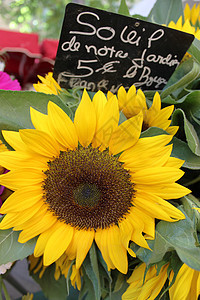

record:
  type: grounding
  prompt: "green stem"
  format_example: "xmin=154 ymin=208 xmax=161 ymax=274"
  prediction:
xmin=2 ymin=281 xmax=11 ymax=300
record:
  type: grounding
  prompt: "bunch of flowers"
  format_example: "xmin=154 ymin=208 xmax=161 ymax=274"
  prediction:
xmin=0 ymin=0 xmax=199 ymax=299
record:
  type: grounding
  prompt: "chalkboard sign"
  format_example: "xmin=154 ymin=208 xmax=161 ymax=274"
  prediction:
xmin=53 ymin=3 xmax=194 ymax=93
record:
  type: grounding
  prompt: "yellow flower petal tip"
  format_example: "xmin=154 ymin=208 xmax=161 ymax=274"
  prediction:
xmin=33 ymin=72 xmax=61 ymax=95
xmin=117 ymin=86 xmax=176 ymax=135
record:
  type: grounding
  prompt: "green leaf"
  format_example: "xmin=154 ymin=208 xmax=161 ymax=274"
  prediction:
xmin=31 ymin=264 xmax=68 ymax=300
xmin=135 ymin=208 xmax=200 ymax=270
xmin=104 ymin=280 xmax=128 ymax=300
xmin=179 ymin=90 xmax=200 ymax=121
xmin=188 ymin=38 xmax=200 ymax=64
xmin=172 ymin=109 xmax=200 ymax=155
xmin=161 ymin=59 xmax=200 ymax=99
xmin=79 ymin=267 xmax=96 ymax=300
xmin=82 ymin=243 xmax=101 ymax=300
xmin=148 ymin=0 xmax=183 ymax=24
xmin=118 ymin=0 xmax=130 ymax=16
xmin=0 ymin=90 xmax=72 ymax=148
xmin=0 ymin=229 xmax=36 ymax=265
xmin=140 ymin=126 xmax=168 ymax=138
xmin=171 ymin=137 xmax=200 ymax=169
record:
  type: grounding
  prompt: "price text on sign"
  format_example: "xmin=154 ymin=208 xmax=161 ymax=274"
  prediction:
xmin=53 ymin=3 xmax=194 ymax=93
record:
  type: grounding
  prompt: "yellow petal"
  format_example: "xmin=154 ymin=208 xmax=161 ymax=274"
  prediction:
xmin=30 ymin=107 xmax=49 ymax=133
xmin=92 ymin=95 xmax=119 ymax=149
xmin=107 ymin=225 xmax=128 ymax=274
xmin=0 ymin=203 xmax=44 ymax=229
xmin=18 ymin=211 xmax=57 ymax=243
xmin=0 ymin=186 xmax=43 ymax=213
xmin=95 ymin=228 xmax=115 ymax=270
xmin=43 ymin=222 xmax=74 ymax=265
xmin=74 ymin=90 xmax=96 ymax=147
xmin=48 ymin=101 xmax=78 ymax=150
xmin=0 ymin=168 xmax=44 ymax=190
xmin=109 ymin=111 xmax=143 ymax=155
xmin=131 ymin=167 xmax=184 ymax=185
xmin=19 ymin=129 xmax=59 ymax=157
xmin=93 ymin=90 xmax=107 ymax=121
xmin=75 ymin=229 xmax=94 ymax=269
xmin=136 ymin=182 xmax=191 ymax=199
xmin=66 ymin=229 xmax=94 ymax=269
xmin=34 ymin=224 xmax=58 ymax=257
xmin=2 ymin=131 xmax=26 ymax=151
xmin=0 ymin=151 xmax=47 ymax=170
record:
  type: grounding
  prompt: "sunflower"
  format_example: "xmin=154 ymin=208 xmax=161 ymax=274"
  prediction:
xmin=167 ymin=16 xmax=200 ymax=40
xmin=0 ymin=90 xmax=190 ymax=274
xmin=109 ymin=86 xmax=178 ymax=135
xmin=184 ymin=3 xmax=200 ymax=26
xmin=122 ymin=262 xmax=200 ymax=300
xmin=33 ymin=72 xmax=61 ymax=95
xmin=122 ymin=263 xmax=169 ymax=300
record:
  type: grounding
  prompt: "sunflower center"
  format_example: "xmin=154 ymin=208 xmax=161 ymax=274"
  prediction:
xmin=73 ymin=183 xmax=101 ymax=208
xmin=43 ymin=146 xmax=134 ymax=230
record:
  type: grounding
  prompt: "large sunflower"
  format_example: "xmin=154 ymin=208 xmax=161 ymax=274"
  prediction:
xmin=109 ymin=86 xmax=178 ymax=135
xmin=0 ymin=90 xmax=190 ymax=274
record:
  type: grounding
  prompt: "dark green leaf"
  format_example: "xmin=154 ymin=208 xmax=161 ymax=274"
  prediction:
xmin=0 ymin=229 xmax=36 ymax=265
xmin=31 ymin=264 xmax=68 ymax=300
xmin=148 ymin=0 xmax=183 ymax=24
xmin=79 ymin=267 xmax=96 ymax=300
xmin=171 ymin=137 xmax=200 ymax=169
xmin=172 ymin=109 xmax=200 ymax=155
xmin=82 ymin=244 xmax=101 ymax=300
xmin=140 ymin=126 xmax=169 ymax=138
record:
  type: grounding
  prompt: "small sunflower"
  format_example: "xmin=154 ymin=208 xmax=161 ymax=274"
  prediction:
xmin=33 ymin=72 xmax=61 ymax=95
xmin=110 ymin=86 xmax=178 ymax=135
xmin=168 ymin=16 xmax=200 ymax=40
xmin=122 ymin=263 xmax=168 ymax=300
xmin=184 ymin=3 xmax=200 ymax=26
xmin=122 ymin=262 xmax=200 ymax=300
xmin=0 ymin=90 xmax=190 ymax=274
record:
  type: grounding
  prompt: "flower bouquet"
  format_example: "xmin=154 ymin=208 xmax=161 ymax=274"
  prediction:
xmin=0 ymin=0 xmax=200 ymax=299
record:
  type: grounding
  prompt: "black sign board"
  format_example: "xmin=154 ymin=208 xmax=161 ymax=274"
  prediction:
xmin=53 ymin=3 xmax=194 ymax=93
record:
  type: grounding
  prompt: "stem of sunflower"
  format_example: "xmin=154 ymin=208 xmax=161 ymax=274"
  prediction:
xmin=1 ymin=280 xmax=11 ymax=300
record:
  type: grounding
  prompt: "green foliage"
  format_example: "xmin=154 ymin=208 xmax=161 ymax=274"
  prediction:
xmin=147 ymin=0 xmax=183 ymax=24
xmin=0 ymin=227 xmax=36 ymax=265
xmin=131 ymin=207 xmax=200 ymax=271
